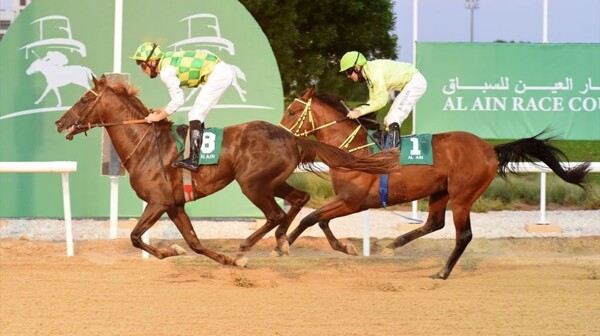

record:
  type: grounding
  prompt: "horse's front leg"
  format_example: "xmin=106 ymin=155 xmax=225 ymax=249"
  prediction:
xmin=34 ymin=86 xmax=53 ymax=105
xmin=130 ymin=203 xmax=182 ymax=259
xmin=288 ymin=197 xmax=360 ymax=255
xmin=381 ymin=191 xmax=449 ymax=255
xmin=53 ymin=87 xmax=62 ymax=107
xmin=166 ymin=206 xmax=244 ymax=266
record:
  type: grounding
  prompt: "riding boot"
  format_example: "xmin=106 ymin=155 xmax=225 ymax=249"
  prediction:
xmin=388 ymin=122 xmax=401 ymax=148
xmin=173 ymin=120 xmax=204 ymax=172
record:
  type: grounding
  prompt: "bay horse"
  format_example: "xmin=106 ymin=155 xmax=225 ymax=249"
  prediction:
xmin=54 ymin=76 xmax=397 ymax=267
xmin=279 ymin=87 xmax=590 ymax=279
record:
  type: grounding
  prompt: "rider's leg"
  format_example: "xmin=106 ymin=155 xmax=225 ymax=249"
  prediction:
xmin=173 ymin=120 xmax=204 ymax=171
xmin=173 ymin=62 xmax=235 ymax=172
xmin=388 ymin=122 xmax=400 ymax=148
xmin=384 ymin=72 xmax=427 ymax=142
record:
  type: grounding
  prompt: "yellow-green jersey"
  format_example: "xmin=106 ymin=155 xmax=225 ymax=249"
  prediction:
xmin=158 ymin=50 xmax=221 ymax=87
xmin=358 ymin=60 xmax=419 ymax=115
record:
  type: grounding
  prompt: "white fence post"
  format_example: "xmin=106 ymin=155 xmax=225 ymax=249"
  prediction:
xmin=538 ymin=172 xmax=548 ymax=224
xmin=0 ymin=161 xmax=77 ymax=256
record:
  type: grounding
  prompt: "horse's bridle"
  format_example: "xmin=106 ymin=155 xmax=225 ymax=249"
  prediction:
xmin=280 ymin=97 xmax=377 ymax=153
xmin=71 ymin=86 xmax=152 ymax=165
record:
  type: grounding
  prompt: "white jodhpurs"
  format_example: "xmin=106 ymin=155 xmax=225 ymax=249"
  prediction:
xmin=188 ymin=61 xmax=235 ymax=122
xmin=384 ymin=72 xmax=427 ymax=127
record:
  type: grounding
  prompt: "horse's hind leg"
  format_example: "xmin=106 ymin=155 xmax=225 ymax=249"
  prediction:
xmin=34 ymin=86 xmax=53 ymax=105
xmin=276 ymin=182 xmax=310 ymax=229
xmin=432 ymin=202 xmax=474 ymax=280
xmin=166 ymin=206 xmax=243 ymax=266
xmin=382 ymin=191 xmax=449 ymax=254
xmin=267 ymin=183 xmax=310 ymax=256
xmin=238 ymin=190 xmax=288 ymax=255
xmin=130 ymin=203 xmax=183 ymax=259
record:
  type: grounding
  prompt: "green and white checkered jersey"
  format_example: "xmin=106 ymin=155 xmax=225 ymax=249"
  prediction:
xmin=158 ymin=51 xmax=221 ymax=87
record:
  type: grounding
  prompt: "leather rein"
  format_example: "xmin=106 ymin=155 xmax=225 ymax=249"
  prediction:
xmin=280 ymin=97 xmax=380 ymax=153
xmin=73 ymin=87 xmax=154 ymax=165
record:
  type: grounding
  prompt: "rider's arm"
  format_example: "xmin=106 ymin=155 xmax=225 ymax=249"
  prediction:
xmin=159 ymin=66 xmax=184 ymax=114
xmin=358 ymin=65 xmax=388 ymax=115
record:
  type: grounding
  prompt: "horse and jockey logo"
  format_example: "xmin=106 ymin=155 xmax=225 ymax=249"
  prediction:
xmin=26 ymin=51 xmax=94 ymax=106
xmin=1 ymin=10 xmax=269 ymax=123
xmin=172 ymin=13 xmax=248 ymax=103
xmin=20 ymin=15 xmax=93 ymax=108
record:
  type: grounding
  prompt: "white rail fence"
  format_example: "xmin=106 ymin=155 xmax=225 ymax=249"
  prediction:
xmin=0 ymin=161 xmax=77 ymax=256
xmin=1 ymin=161 xmax=598 ymax=258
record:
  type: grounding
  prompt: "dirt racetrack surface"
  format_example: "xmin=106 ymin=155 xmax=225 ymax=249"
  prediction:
xmin=1 ymin=236 xmax=599 ymax=336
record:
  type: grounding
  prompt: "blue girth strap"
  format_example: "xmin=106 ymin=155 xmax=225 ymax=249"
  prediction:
xmin=379 ymin=173 xmax=389 ymax=207
xmin=379 ymin=133 xmax=393 ymax=207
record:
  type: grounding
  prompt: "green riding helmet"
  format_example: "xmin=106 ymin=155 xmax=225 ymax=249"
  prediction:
xmin=130 ymin=42 xmax=164 ymax=61
xmin=339 ymin=51 xmax=367 ymax=72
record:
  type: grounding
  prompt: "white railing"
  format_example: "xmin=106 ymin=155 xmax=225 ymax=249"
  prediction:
xmin=296 ymin=162 xmax=600 ymax=256
xmin=1 ymin=161 xmax=596 ymax=258
xmin=0 ymin=161 xmax=77 ymax=256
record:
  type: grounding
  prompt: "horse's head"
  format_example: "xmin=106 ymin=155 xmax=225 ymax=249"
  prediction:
xmin=55 ymin=75 xmax=107 ymax=140
xmin=280 ymin=87 xmax=356 ymax=136
xmin=26 ymin=59 xmax=42 ymax=75
xmin=280 ymin=87 xmax=317 ymax=136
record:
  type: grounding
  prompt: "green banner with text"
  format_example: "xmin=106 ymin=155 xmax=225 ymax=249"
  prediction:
xmin=416 ymin=42 xmax=600 ymax=140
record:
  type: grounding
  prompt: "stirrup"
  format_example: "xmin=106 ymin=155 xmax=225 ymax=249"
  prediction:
xmin=172 ymin=158 xmax=199 ymax=171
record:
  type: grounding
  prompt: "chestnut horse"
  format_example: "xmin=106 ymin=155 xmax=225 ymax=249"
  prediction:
xmin=279 ymin=87 xmax=590 ymax=279
xmin=54 ymin=76 xmax=397 ymax=266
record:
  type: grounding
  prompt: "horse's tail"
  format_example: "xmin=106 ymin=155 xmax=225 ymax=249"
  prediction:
xmin=494 ymin=131 xmax=590 ymax=189
xmin=293 ymin=136 xmax=398 ymax=174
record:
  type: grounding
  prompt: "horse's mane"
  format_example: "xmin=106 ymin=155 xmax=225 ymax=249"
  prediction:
xmin=311 ymin=92 xmax=349 ymax=118
xmin=106 ymin=80 xmax=174 ymax=127
xmin=307 ymin=90 xmax=380 ymax=128
xmin=108 ymin=81 xmax=148 ymax=116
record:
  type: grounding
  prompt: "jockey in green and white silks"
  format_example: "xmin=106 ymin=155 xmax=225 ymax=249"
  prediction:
xmin=130 ymin=42 xmax=235 ymax=172
xmin=158 ymin=50 xmax=234 ymax=123
xmin=340 ymin=51 xmax=428 ymax=148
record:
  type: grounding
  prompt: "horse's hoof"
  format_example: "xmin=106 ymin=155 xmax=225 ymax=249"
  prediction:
xmin=345 ymin=242 xmax=359 ymax=256
xmin=170 ymin=244 xmax=187 ymax=255
xmin=430 ymin=271 xmax=448 ymax=280
xmin=380 ymin=247 xmax=395 ymax=256
xmin=278 ymin=240 xmax=290 ymax=255
xmin=234 ymin=254 xmax=248 ymax=268
xmin=270 ymin=249 xmax=287 ymax=258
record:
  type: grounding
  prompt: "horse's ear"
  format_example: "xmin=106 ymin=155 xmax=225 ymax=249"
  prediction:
xmin=303 ymin=86 xmax=316 ymax=100
xmin=92 ymin=75 xmax=99 ymax=87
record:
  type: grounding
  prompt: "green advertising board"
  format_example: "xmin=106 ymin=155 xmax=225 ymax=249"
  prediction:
xmin=0 ymin=0 xmax=282 ymax=218
xmin=416 ymin=42 xmax=600 ymax=140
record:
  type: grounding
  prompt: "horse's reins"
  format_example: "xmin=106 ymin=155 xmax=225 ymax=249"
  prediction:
xmin=73 ymin=84 xmax=178 ymax=203
xmin=74 ymin=87 xmax=152 ymax=164
xmin=281 ymin=97 xmax=381 ymax=152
